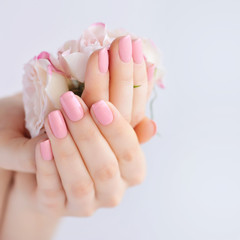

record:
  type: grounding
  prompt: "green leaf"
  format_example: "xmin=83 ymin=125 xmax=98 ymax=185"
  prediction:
xmin=133 ymin=85 xmax=141 ymax=88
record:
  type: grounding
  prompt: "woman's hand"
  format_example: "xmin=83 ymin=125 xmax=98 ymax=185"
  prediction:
xmin=81 ymin=36 xmax=156 ymax=134
xmin=35 ymin=93 xmax=145 ymax=216
xmin=0 ymin=94 xmax=47 ymax=173
xmin=0 ymin=36 xmax=157 ymax=174
xmin=0 ymin=93 xmax=147 ymax=239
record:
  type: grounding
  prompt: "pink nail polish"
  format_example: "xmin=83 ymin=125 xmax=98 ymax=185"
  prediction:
xmin=132 ymin=39 xmax=143 ymax=64
xmin=147 ymin=64 xmax=155 ymax=81
xmin=48 ymin=110 xmax=67 ymax=139
xmin=119 ymin=35 xmax=132 ymax=63
xmin=40 ymin=139 xmax=53 ymax=161
xmin=60 ymin=91 xmax=84 ymax=122
xmin=92 ymin=100 xmax=113 ymax=126
xmin=98 ymin=48 xmax=109 ymax=73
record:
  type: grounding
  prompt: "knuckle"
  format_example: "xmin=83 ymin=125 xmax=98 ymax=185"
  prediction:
xmin=119 ymin=72 xmax=134 ymax=84
xmin=121 ymin=149 xmax=136 ymax=163
xmin=81 ymin=207 xmax=95 ymax=217
xmin=134 ymin=74 xmax=147 ymax=86
xmin=59 ymin=151 xmax=77 ymax=163
xmin=75 ymin=125 xmax=98 ymax=142
xmin=38 ymin=170 xmax=57 ymax=179
xmin=128 ymin=164 xmax=146 ymax=186
xmin=38 ymin=188 xmax=64 ymax=211
xmin=94 ymin=162 xmax=118 ymax=182
xmin=39 ymin=188 xmax=64 ymax=200
xmin=41 ymin=200 xmax=63 ymax=212
xmin=106 ymin=195 xmax=122 ymax=207
xmin=129 ymin=172 xmax=146 ymax=186
xmin=121 ymin=144 xmax=144 ymax=163
xmin=70 ymin=180 xmax=94 ymax=199
xmin=125 ymin=151 xmax=146 ymax=186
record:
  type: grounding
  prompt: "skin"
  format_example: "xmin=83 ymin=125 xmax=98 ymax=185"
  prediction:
xmin=0 ymin=37 xmax=157 ymax=239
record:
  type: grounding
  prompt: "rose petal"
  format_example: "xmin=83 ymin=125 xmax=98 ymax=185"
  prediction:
xmin=45 ymin=67 xmax=69 ymax=109
xmin=62 ymin=52 xmax=88 ymax=82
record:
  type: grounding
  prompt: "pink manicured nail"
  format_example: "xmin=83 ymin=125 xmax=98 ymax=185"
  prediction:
xmin=147 ymin=64 xmax=155 ymax=81
xmin=40 ymin=139 xmax=53 ymax=161
xmin=132 ymin=39 xmax=143 ymax=64
xmin=92 ymin=100 xmax=113 ymax=126
xmin=60 ymin=91 xmax=84 ymax=122
xmin=151 ymin=120 xmax=157 ymax=136
xmin=98 ymin=48 xmax=109 ymax=73
xmin=48 ymin=110 xmax=67 ymax=139
xmin=119 ymin=35 xmax=132 ymax=63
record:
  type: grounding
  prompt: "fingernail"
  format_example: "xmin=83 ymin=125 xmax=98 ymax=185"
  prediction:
xmin=92 ymin=100 xmax=113 ymax=126
xmin=151 ymin=120 xmax=157 ymax=136
xmin=147 ymin=64 xmax=155 ymax=81
xmin=48 ymin=110 xmax=67 ymax=139
xmin=98 ymin=47 xmax=109 ymax=73
xmin=60 ymin=91 xmax=84 ymax=122
xmin=132 ymin=39 xmax=143 ymax=64
xmin=40 ymin=139 xmax=53 ymax=161
xmin=119 ymin=35 xmax=132 ymax=63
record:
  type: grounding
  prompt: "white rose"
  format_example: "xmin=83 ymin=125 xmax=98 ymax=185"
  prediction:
xmin=22 ymin=23 xmax=165 ymax=138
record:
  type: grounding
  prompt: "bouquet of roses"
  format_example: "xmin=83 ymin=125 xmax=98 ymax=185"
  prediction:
xmin=22 ymin=23 xmax=164 ymax=138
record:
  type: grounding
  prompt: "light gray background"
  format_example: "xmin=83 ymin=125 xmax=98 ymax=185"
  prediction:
xmin=0 ymin=0 xmax=240 ymax=239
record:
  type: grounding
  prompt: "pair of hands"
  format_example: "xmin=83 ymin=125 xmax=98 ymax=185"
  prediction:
xmin=0 ymin=36 xmax=157 ymax=218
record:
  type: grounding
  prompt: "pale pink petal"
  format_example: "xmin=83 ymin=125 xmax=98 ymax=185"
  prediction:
xmin=45 ymin=69 xmax=69 ymax=109
xmin=80 ymin=22 xmax=107 ymax=47
xmin=58 ymin=40 xmax=79 ymax=54
xmin=62 ymin=52 xmax=88 ymax=82
xmin=23 ymin=23 xmax=165 ymax=138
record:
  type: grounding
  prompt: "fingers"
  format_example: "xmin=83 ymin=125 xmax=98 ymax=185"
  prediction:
xmin=134 ymin=117 xmax=157 ymax=144
xmin=35 ymin=140 xmax=65 ymax=214
xmin=60 ymin=91 xmax=125 ymax=207
xmin=81 ymin=48 xmax=109 ymax=107
xmin=35 ymin=93 xmax=147 ymax=216
xmin=109 ymin=36 xmax=133 ymax=122
xmin=90 ymin=100 xmax=146 ymax=186
xmin=131 ymin=39 xmax=148 ymax=127
xmin=44 ymin=110 xmax=96 ymax=216
xmin=82 ymin=35 xmax=154 ymax=132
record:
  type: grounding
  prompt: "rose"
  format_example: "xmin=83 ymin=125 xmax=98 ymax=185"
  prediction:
xmin=22 ymin=23 xmax=165 ymax=138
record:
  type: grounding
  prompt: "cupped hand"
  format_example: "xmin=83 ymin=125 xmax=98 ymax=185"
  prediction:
xmin=81 ymin=35 xmax=157 ymax=132
xmin=0 ymin=36 xmax=157 ymax=174
xmin=14 ymin=93 xmax=146 ymax=217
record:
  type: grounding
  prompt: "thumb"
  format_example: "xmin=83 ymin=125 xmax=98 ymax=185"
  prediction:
xmin=134 ymin=117 xmax=157 ymax=144
xmin=0 ymin=133 xmax=47 ymax=173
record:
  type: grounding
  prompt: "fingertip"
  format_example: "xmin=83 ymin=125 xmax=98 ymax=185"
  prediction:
xmin=91 ymin=100 xmax=114 ymax=126
xmin=134 ymin=117 xmax=157 ymax=144
xmin=151 ymin=120 xmax=157 ymax=136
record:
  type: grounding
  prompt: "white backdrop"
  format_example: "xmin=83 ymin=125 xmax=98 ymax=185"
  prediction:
xmin=0 ymin=0 xmax=240 ymax=239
